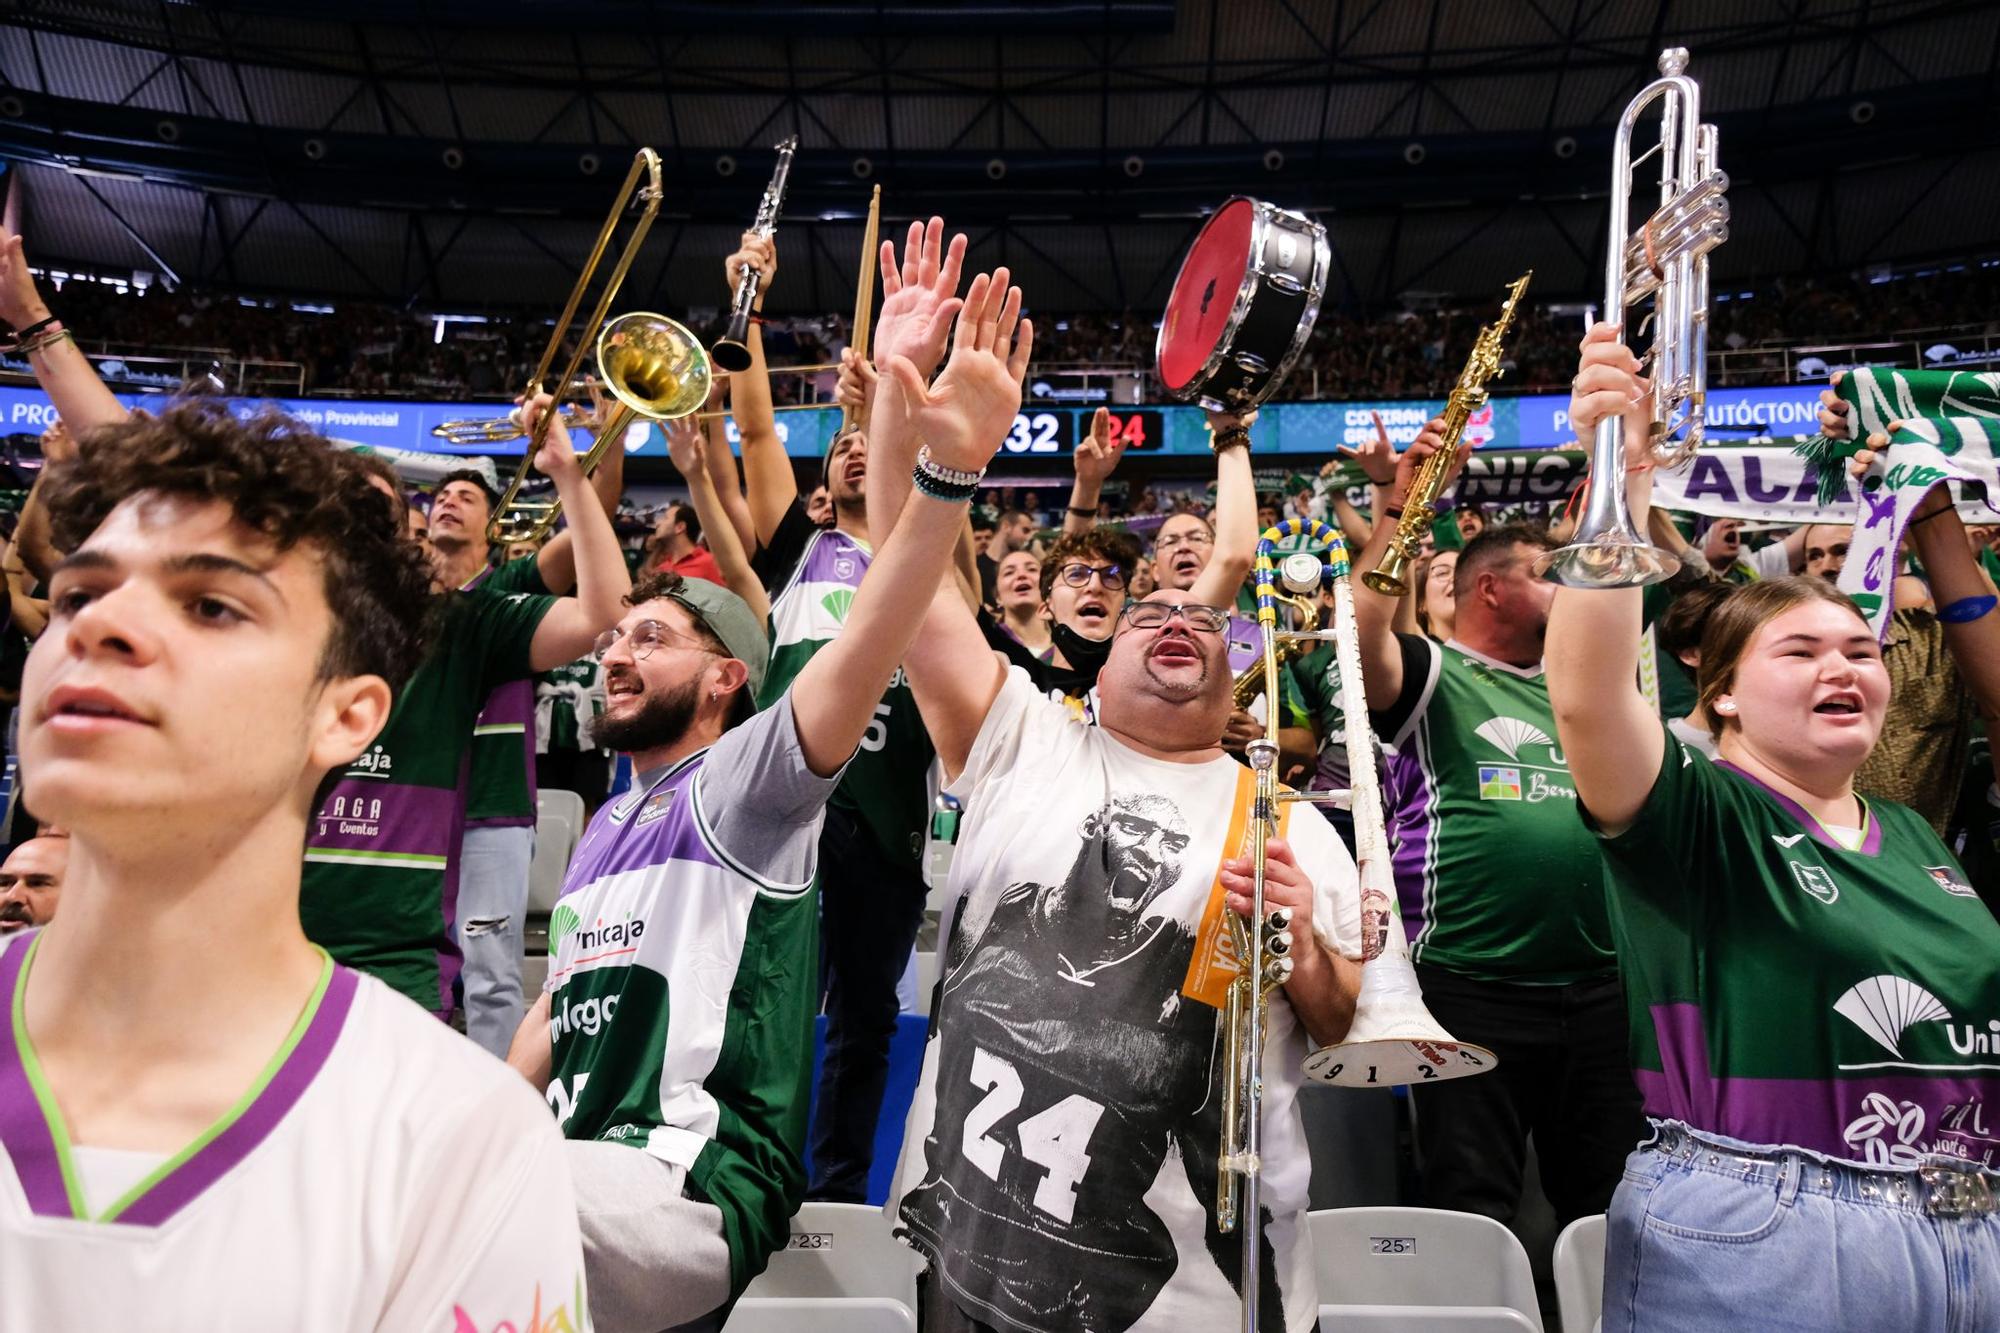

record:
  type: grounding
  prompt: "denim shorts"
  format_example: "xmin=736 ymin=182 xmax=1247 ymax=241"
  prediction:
xmin=1602 ymin=1121 xmax=2000 ymax=1333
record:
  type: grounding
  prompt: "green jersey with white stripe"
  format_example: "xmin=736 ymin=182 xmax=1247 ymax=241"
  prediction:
xmin=301 ymin=586 xmax=555 ymax=1012
xmin=547 ymin=695 xmax=839 ymax=1294
xmin=759 ymin=519 xmax=933 ymax=869
xmin=1377 ymin=635 xmax=1616 ymax=983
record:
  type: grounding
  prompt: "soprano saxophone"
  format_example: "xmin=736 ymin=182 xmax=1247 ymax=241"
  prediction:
xmin=1361 ymin=271 xmax=1533 ymax=597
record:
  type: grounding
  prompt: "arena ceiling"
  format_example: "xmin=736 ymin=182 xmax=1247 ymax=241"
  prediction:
xmin=0 ymin=0 xmax=1995 ymax=319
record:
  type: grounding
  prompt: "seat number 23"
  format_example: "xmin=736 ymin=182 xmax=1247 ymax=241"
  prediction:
xmin=960 ymin=1047 xmax=1106 ymax=1224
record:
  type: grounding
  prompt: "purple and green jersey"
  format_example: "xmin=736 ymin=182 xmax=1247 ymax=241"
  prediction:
xmin=547 ymin=696 xmax=838 ymax=1294
xmin=464 ymin=557 xmax=549 ymax=828
xmin=301 ymin=585 xmax=554 ymax=1013
xmin=1376 ymin=634 xmax=1616 ymax=984
xmin=1594 ymin=731 xmax=2000 ymax=1167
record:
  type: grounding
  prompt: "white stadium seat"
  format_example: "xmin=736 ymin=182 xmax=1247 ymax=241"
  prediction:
xmin=739 ymin=1202 xmax=922 ymax=1312
xmin=528 ymin=788 xmax=586 ymax=915
xmin=1552 ymin=1213 xmax=1606 ymax=1333
xmin=725 ymin=1297 xmax=917 ymax=1333
xmin=1321 ymin=1308 xmax=1539 ymax=1332
xmin=1310 ymin=1206 xmax=1544 ymax=1332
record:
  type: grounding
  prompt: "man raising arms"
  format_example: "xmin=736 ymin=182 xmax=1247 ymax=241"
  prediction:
xmin=0 ymin=404 xmax=584 ymax=1329
xmin=505 ymin=258 xmax=1030 ymax=1333
xmin=872 ymin=250 xmax=1364 ymax=1332
xmin=736 ymin=225 xmax=964 ymax=1200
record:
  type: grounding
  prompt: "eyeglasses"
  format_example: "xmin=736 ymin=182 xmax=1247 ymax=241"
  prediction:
xmin=1118 ymin=601 xmax=1228 ymax=633
xmin=1154 ymin=530 xmax=1214 ymax=553
xmin=1057 ymin=562 xmax=1127 ymax=591
xmin=591 ymin=619 xmax=717 ymax=663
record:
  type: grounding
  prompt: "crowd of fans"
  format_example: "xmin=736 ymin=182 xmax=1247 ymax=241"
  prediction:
xmin=25 ymin=255 xmax=2000 ymax=403
xmin=3 ymin=212 xmax=1997 ymax=1333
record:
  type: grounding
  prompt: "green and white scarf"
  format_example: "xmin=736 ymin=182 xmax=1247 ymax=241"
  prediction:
xmin=1799 ymin=369 xmax=2000 ymax=637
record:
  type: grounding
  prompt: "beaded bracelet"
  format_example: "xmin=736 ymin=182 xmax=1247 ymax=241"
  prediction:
xmin=1210 ymin=427 xmax=1251 ymax=454
xmin=912 ymin=445 xmax=982 ymax=503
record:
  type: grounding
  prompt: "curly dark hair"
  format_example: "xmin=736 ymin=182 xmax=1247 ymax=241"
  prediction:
xmin=42 ymin=401 xmax=437 ymax=695
xmin=1038 ymin=527 xmax=1145 ymax=599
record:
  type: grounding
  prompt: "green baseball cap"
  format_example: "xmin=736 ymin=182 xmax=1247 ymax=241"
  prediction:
xmin=659 ymin=575 xmax=770 ymax=701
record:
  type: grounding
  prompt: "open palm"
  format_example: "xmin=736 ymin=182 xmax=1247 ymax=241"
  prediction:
xmin=873 ymin=217 xmax=967 ymax=383
xmin=885 ymin=266 xmax=1032 ymax=475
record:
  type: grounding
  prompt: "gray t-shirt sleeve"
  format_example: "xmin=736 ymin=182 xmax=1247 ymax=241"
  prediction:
xmin=691 ymin=693 xmax=845 ymax=889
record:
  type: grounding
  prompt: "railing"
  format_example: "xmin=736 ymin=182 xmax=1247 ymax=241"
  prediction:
xmin=0 ymin=341 xmax=306 ymax=397
xmin=1711 ymin=328 xmax=2000 ymax=386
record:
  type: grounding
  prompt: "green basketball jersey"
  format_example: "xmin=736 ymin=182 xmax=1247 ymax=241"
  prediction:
xmin=760 ymin=525 xmax=933 ymax=869
xmin=302 ymin=587 xmax=555 ymax=1013
xmin=464 ymin=556 xmax=549 ymax=826
xmin=1378 ymin=636 xmax=1616 ymax=983
xmin=547 ymin=697 xmax=834 ymax=1294
xmin=1596 ymin=731 xmax=2000 ymax=1166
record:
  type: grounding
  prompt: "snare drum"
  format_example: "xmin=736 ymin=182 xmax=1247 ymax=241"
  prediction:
xmin=1156 ymin=197 xmax=1329 ymax=412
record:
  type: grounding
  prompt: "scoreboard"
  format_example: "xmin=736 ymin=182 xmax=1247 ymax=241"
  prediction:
xmin=997 ymin=408 xmax=1166 ymax=456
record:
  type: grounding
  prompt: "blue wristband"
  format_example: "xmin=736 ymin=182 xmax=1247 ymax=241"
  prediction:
xmin=1939 ymin=594 xmax=1998 ymax=624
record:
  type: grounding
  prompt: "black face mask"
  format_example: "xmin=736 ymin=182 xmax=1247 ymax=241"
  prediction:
xmin=1051 ymin=619 xmax=1115 ymax=676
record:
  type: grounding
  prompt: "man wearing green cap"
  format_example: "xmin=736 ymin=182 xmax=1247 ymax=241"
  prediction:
xmin=504 ymin=255 xmax=1032 ymax=1333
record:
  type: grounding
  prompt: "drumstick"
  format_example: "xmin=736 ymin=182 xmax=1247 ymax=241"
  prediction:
xmin=845 ymin=185 xmax=882 ymax=433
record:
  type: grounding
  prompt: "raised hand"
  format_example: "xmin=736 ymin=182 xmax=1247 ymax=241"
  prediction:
xmin=0 ymin=228 xmax=51 ymax=333
xmin=1336 ymin=409 xmax=1399 ymax=485
xmin=520 ymin=393 xmax=581 ymax=481
xmin=663 ymin=414 xmax=707 ymax=476
xmin=1391 ymin=415 xmax=1470 ymax=507
xmin=1073 ymin=406 xmax=1125 ymax=488
xmin=1819 ymin=375 xmax=1853 ymax=441
xmin=724 ymin=232 xmax=778 ymax=309
xmin=1570 ymin=321 xmax=1650 ymax=439
xmin=882 ymin=266 xmax=1032 ymax=476
xmin=39 ymin=419 xmax=75 ymax=465
xmin=835 ymin=346 xmax=878 ymax=421
xmin=873 ymin=216 xmax=968 ymax=383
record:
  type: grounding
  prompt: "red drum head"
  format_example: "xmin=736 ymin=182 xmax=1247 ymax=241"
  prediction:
xmin=1157 ymin=198 xmax=1256 ymax=392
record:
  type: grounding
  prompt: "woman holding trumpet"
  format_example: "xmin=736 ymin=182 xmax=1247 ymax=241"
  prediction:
xmin=1546 ymin=324 xmax=2000 ymax=1330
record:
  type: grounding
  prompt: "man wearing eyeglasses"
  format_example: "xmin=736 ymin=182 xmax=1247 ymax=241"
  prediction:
xmin=504 ymin=260 xmax=1031 ymax=1333
xmin=981 ymin=530 xmax=1141 ymax=720
xmin=871 ymin=382 xmax=1364 ymax=1331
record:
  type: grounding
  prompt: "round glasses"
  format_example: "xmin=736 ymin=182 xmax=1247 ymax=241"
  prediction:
xmin=1118 ymin=601 xmax=1228 ymax=633
xmin=591 ymin=619 xmax=716 ymax=663
xmin=1057 ymin=562 xmax=1128 ymax=591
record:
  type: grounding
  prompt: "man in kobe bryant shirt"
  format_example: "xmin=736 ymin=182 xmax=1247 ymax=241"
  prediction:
xmin=504 ymin=255 xmax=1032 ymax=1333
xmin=1347 ymin=418 xmax=1644 ymax=1231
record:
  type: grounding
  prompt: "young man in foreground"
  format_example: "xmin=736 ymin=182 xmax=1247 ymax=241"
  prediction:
xmin=0 ymin=403 xmax=586 ymax=1330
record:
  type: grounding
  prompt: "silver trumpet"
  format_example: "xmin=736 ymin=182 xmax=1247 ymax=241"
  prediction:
xmin=1537 ymin=47 xmax=1729 ymax=589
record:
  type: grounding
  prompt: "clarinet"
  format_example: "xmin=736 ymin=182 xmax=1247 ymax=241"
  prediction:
xmin=710 ymin=136 xmax=799 ymax=372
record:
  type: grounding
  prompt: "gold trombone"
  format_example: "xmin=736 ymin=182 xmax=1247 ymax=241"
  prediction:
xmin=488 ymin=148 xmax=699 ymax=544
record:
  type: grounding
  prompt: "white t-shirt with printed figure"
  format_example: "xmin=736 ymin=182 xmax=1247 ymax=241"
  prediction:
xmin=892 ymin=668 xmax=1363 ymax=1333
xmin=0 ymin=933 xmax=588 ymax=1332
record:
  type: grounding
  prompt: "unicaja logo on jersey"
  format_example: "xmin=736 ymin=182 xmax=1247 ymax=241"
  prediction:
xmin=821 ymin=588 xmax=854 ymax=625
xmin=1834 ymin=975 xmax=1951 ymax=1058
xmin=1471 ymin=717 xmax=1573 ymax=802
xmin=549 ymin=903 xmax=581 ymax=952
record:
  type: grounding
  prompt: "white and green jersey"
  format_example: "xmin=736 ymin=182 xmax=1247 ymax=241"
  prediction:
xmin=1377 ymin=635 xmax=1616 ymax=984
xmin=758 ymin=508 xmax=933 ymax=869
xmin=0 ymin=932 xmax=587 ymax=1331
xmin=1595 ymin=732 xmax=2000 ymax=1168
xmin=546 ymin=695 xmax=840 ymax=1297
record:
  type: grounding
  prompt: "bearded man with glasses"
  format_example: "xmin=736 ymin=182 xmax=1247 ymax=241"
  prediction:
xmin=503 ymin=263 xmax=1030 ymax=1333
